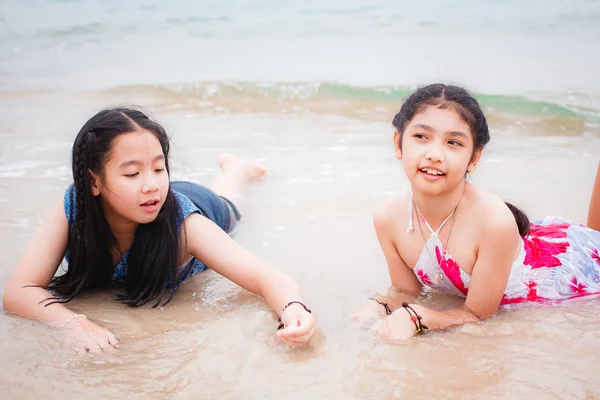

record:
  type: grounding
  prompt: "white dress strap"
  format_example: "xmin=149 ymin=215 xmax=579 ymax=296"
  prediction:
xmin=417 ymin=207 xmax=456 ymax=236
xmin=406 ymin=191 xmax=414 ymax=233
xmin=407 ymin=188 xmax=456 ymax=236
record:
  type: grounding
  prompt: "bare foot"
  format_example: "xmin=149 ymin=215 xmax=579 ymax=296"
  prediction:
xmin=218 ymin=153 xmax=268 ymax=180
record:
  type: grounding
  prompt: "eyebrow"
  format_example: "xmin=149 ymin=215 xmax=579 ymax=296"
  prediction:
xmin=119 ymin=154 xmax=165 ymax=169
xmin=412 ymin=124 xmax=470 ymax=140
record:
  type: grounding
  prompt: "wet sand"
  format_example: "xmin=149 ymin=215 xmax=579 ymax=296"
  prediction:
xmin=1 ymin=92 xmax=600 ymax=399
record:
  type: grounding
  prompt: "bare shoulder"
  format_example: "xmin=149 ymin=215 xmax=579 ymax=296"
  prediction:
xmin=467 ymin=185 xmax=520 ymax=237
xmin=373 ymin=192 xmax=410 ymax=233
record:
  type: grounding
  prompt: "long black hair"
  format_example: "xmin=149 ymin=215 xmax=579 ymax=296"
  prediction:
xmin=392 ymin=83 xmax=530 ymax=236
xmin=47 ymin=107 xmax=183 ymax=307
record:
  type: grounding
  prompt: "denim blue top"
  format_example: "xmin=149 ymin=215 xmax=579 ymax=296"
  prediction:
xmin=63 ymin=185 xmax=207 ymax=285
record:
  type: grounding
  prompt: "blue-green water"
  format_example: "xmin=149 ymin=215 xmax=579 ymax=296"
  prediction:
xmin=2 ymin=0 xmax=600 ymax=134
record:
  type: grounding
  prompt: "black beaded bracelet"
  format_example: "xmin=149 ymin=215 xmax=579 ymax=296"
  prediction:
xmin=401 ymin=302 xmax=428 ymax=334
xmin=277 ymin=301 xmax=312 ymax=330
xmin=368 ymin=297 xmax=392 ymax=315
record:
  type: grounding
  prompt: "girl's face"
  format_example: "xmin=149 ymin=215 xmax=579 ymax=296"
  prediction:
xmin=90 ymin=129 xmax=170 ymax=226
xmin=394 ymin=105 xmax=480 ymax=196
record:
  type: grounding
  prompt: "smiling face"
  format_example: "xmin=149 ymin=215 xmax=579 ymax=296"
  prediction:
xmin=90 ymin=129 xmax=170 ymax=227
xmin=394 ymin=105 xmax=481 ymax=196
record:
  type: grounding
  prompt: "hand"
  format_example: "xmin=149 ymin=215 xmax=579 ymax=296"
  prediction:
xmin=370 ymin=306 xmax=419 ymax=342
xmin=350 ymin=299 xmax=387 ymax=325
xmin=276 ymin=303 xmax=316 ymax=347
xmin=63 ymin=318 xmax=119 ymax=354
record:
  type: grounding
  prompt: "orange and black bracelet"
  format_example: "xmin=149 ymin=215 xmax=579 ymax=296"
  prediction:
xmin=402 ymin=302 xmax=428 ymax=334
xmin=368 ymin=297 xmax=392 ymax=315
xmin=277 ymin=301 xmax=312 ymax=330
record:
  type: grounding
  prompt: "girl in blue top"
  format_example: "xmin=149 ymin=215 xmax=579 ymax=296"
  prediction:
xmin=3 ymin=107 xmax=316 ymax=352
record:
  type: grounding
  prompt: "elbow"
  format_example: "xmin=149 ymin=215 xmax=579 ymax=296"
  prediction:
xmin=465 ymin=312 xmax=482 ymax=323
xmin=2 ymin=279 xmax=33 ymax=314
xmin=2 ymin=283 xmax=19 ymax=313
xmin=460 ymin=304 xmax=484 ymax=323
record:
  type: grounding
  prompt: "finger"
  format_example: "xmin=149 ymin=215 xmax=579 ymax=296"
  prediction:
xmin=82 ymin=331 xmax=106 ymax=354
xmin=66 ymin=335 xmax=88 ymax=355
xmin=280 ymin=321 xmax=316 ymax=343
xmin=279 ymin=316 xmax=300 ymax=331
xmin=276 ymin=327 xmax=306 ymax=345
xmin=297 ymin=314 xmax=317 ymax=335
xmin=276 ymin=332 xmax=296 ymax=347
xmin=100 ymin=340 xmax=115 ymax=352
xmin=285 ymin=325 xmax=316 ymax=345
xmin=282 ymin=319 xmax=313 ymax=338
xmin=86 ymin=333 xmax=109 ymax=352
xmin=278 ymin=325 xmax=303 ymax=338
xmin=300 ymin=324 xmax=317 ymax=343
xmin=85 ymin=341 xmax=102 ymax=354
xmin=106 ymin=330 xmax=119 ymax=348
xmin=74 ymin=344 xmax=88 ymax=355
xmin=282 ymin=312 xmax=315 ymax=336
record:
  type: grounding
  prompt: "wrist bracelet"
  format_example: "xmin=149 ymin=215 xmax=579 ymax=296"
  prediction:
xmin=367 ymin=297 xmax=392 ymax=315
xmin=60 ymin=314 xmax=87 ymax=329
xmin=277 ymin=301 xmax=311 ymax=330
xmin=401 ymin=302 xmax=428 ymax=334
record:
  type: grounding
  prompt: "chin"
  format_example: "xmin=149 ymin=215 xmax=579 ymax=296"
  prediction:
xmin=410 ymin=179 xmax=449 ymax=196
xmin=134 ymin=214 xmax=160 ymax=225
xmin=416 ymin=186 xmax=447 ymax=197
xmin=415 ymin=177 xmax=466 ymax=196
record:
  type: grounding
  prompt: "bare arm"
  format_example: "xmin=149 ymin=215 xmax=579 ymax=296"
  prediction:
xmin=372 ymin=200 xmax=422 ymax=308
xmin=418 ymin=214 xmax=517 ymax=329
xmin=3 ymin=192 xmax=120 ymax=352
xmin=352 ymin=201 xmax=423 ymax=323
xmin=373 ymin=211 xmax=519 ymax=339
xmin=183 ymin=213 xmax=304 ymax=315
xmin=588 ymin=161 xmax=600 ymax=231
xmin=2 ymin=195 xmax=74 ymax=326
xmin=183 ymin=213 xmax=316 ymax=344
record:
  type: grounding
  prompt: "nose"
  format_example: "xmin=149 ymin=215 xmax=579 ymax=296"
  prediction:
xmin=425 ymin=142 xmax=445 ymax=163
xmin=141 ymin=174 xmax=160 ymax=193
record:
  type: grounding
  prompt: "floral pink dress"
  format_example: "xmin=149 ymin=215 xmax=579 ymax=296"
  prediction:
xmin=408 ymin=199 xmax=600 ymax=304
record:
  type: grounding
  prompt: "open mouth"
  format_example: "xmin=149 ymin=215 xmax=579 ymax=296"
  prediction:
xmin=419 ymin=168 xmax=445 ymax=176
xmin=141 ymin=200 xmax=159 ymax=206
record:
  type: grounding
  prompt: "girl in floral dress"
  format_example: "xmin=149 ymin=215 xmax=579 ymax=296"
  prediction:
xmin=357 ymin=83 xmax=600 ymax=341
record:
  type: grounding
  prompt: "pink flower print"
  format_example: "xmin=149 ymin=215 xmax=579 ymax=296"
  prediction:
xmin=528 ymin=222 xmax=570 ymax=239
xmin=525 ymin=280 xmax=537 ymax=293
xmin=524 ymin=280 xmax=545 ymax=300
xmin=591 ymin=248 xmax=600 ymax=265
xmin=523 ymin=222 xmax=570 ymax=269
xmin=523 ymin=237 xmax=569 ymax=268
xmin=569 ymin=277 xmax=587 ymax=294
xmin=500 ymin=280 xmax=547 ymax=304
xmin=435 ymin=246 xmax=467 ymax=295
xmin=417 ymin=269 xmax=432 ymax=285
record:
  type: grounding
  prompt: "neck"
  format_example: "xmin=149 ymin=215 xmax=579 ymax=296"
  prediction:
xmin=412 ymin=181 xmax=467 ymax=230
xmin=101 ymin=201 xmax=138 ymax=255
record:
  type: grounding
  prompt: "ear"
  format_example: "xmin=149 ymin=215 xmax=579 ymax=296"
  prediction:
xmin=89 ymin=169 xmax=101 ymax=196
xmin=467 ymin=149 xmax=482 ymax=173
xmin=393 ymin=130 xmax=403 ymax=160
